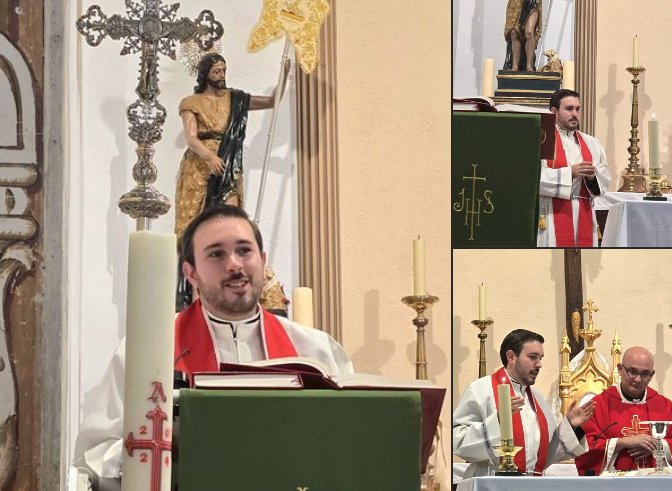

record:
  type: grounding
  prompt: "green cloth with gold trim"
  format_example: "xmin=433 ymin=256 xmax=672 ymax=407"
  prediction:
xmin=452 ymin=112 xmax=541 ymax=246
xmin=177 ymin=389 xmax=422 ymax=491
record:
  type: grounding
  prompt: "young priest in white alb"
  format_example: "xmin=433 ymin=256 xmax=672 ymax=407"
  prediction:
xmin=537 ymin=89 xmax=610 ymax=247
xmin=453 ymin=329 xmax=595 ymax=478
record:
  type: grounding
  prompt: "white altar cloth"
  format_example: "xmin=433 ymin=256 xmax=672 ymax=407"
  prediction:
xmin=452 ymin=463 xmax=577 ymax=485
xmin=457 ymin=476 xmax=672 ymax=491
xmin=601 ymin=200 xmax=672 ymax=247
xmin=594 ymin=192 xmax=648 ymax=211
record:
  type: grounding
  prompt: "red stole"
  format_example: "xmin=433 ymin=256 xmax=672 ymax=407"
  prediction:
xmin=491 ymin=367 xmax=550 ymax=474
xmin=174 ymin=299 xmax=298 ymax=377
xmin=548 ymin=129 xmax=594 ymax=247
xmin=576 ymin=385 xmax=672 ymax=475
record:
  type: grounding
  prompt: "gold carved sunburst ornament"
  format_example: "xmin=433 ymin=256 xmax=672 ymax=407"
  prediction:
xmin=248 ymin=0 xmax=330 ymax=74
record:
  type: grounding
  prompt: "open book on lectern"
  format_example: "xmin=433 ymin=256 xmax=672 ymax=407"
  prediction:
xmin=192 ymin=356 xmax=440 ymax=390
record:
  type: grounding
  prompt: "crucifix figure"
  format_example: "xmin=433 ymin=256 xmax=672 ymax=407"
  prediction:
xmin=563 ymin=249 xmax=585 ymax=359
xmin=76 ymin=0 xmax=224 ymax=226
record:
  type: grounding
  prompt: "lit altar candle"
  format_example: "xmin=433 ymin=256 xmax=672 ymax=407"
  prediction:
xmin=633 ymin=35 xmax=639 ymax=67
xmin=478 ymin=284 xmax=486 ymax=321
xmin=413 ymin=236 xmax=426 ymax=296
xmin=481 ymin=58 xmax=495 ymax=97
xmin=498 ymin=384 xmax=514 ymax=441
xmin=122 ymin=231 xmax=178 ymax=491
xmin=649 ymin=115 xmax=660 ymax=169
xmin=292 ymin=287 xmax=314 ymax=327
xmin=562 ymin=60 xmax=575 ymax=91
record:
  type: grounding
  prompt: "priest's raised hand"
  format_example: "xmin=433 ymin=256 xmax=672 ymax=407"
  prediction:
xmin=567 ymin=399 xmax=596 ymax=428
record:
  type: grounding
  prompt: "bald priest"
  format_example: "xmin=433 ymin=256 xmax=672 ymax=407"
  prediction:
xmin=575 ymin=346 xmax=672 ymax=475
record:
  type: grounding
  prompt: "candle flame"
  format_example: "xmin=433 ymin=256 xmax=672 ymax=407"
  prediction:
xmin=653 ymin=114 xmax=656 ymax=120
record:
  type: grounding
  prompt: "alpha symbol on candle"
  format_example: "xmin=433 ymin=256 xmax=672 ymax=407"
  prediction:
xmin=147 ymin=380 xmax=167 ymax=403
xmin=453 ymin=164 xmax=494 ymax=241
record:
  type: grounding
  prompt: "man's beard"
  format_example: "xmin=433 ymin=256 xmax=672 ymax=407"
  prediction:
xmin=199 ymin=276 xmax=260 ymax=318
xmin=207 ymin=78 xmax=227 ymax=90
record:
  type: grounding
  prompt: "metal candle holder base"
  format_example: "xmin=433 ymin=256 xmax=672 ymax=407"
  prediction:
xmin=643 ymin=168 xmax=669 ymax=199
xmin=471 ymin=319 xmax=494 ymax=378
xmin=402 ymin=293 xmax=440 ymax=490
xmin=619 ymin=66 xmax=647 ymax=193
xmin=493 ymin=438 xmax=524 ymax=475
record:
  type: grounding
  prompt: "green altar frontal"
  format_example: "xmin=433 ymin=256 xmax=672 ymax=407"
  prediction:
xmin=178 ymin=389 xmax=422 ymax=491
xmin=452 ymin=112 xmax=542 ymax=247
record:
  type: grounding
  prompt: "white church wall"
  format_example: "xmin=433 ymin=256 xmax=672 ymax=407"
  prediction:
xmin=452 ymin=0 xmax=575 ymax=98
xmin=595 ymin=0 xmax=672 ymax=191
xmin=67 ymin=0 xmax=296 ymax=461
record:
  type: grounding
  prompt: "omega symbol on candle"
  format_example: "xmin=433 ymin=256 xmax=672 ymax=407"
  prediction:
xmin=453 ymin=164 xmax=495 ymax=241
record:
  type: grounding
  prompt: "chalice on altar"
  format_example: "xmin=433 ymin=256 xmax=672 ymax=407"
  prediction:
xmin=641 ymin=421 xmax=672 ymax=475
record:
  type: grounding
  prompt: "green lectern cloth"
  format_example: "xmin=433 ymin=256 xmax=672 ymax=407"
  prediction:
xmin=452 ymin=112 xmax=542 ymax=246
xmin=178 ymin=389 xmax=422 ymax=491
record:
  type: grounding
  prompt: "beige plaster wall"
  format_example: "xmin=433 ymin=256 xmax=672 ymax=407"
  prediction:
xmin=334 ymin=0 xmax=451 ymax=484
xmin=595 ymin=1 xmax=672 ymax=190
xmin=453 ymin=248 xmax=672 ymax=411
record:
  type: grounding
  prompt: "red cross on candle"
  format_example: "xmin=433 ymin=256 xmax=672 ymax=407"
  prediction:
xmin=125 ymin=404 xmax=172 ymax=491
xmin=621 ymin=415 xmax=650 ymax=468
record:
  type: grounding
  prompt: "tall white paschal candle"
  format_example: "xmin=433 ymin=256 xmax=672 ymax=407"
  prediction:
xmin=481 ymin=58 xmax=495 ymax=97
xmin=497 ymin=384 xmax=514 ymax=441
xmin=413 ymin=236 xmax=426 ymax=296
xmin=562 ymin=60 xmax=575 ymax=90
xmin=633 ymin=35 xmax=639 ymax=67
xmin=122 ymin=231 xmax=178 ymax=491
xmin=649 ymin=116 xmax=660 ymax=169
xmin=292 ymin=287 xmax=314 ymax=327
xmin=478 ymin=284 xmax=486 ymax=321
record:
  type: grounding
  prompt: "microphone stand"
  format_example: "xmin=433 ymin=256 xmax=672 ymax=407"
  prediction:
xmin=585 ymin=422 xmax=617 ymax=476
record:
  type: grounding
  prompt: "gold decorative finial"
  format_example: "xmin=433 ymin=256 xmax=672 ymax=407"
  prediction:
xmin=579 ymin=299 xmax=602 ymax=349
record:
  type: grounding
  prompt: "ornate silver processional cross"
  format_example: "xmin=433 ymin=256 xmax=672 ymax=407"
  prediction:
xmin=76 ymin=0 xmax=223 ymax=227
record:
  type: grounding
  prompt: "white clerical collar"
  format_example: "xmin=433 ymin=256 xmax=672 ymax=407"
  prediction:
xmin=206 ymin=309 xmax=261 ymax=338
xmin=504 ymin=368 xmax=528 ymax=393
xmin=556 ymin=125 xmax=576 ymax=138
xmin=616 ymin=383 xmax=648 ymax=404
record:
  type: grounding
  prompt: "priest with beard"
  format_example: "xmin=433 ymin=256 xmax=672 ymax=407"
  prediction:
xmin=575 ymin=347 xmax=672 ymax=475
xmin=74 ymin=205 xmax=352 ymax=491
xmin=453 ymin=329 xmax=596 ymax=478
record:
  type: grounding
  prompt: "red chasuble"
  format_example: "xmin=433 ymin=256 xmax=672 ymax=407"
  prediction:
xmin=174 ymin=299 xmax=298 ymax=378
xmin=575 ymin=385 xmax=672 ymax=475
xmin=547 ymin=129 xmax=594 ymax=247
xmin=491 ymin=367 xmax=550 ymax=474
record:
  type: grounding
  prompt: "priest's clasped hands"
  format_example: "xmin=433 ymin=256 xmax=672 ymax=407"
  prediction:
xmin=615 ymin=433 xmax=658 ymax=459
xmin=571 ymin=162 xmax=597 ymax=180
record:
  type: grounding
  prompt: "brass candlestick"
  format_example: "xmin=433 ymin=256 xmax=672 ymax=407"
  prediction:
xmin=402 ymin=294 xmax=439 ymax=380
xmin=643 ymin=167 xmax=668 ymax=199
xmin=619 ymin=66 xmax=647 ymax=193
xmin=471 ymin=319 xmax=494 ymax=378
xmin=402 ymin=293 xmax=440 ymax=491
xmin=493 ymin=438 xmax=524 ymax=475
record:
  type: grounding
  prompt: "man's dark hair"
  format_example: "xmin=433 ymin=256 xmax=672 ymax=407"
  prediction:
xmin=180 ymin=205 xmax=263 ymax=266
xmin=549 ymin=89 xmax=580 ymax=111
xmin=499 ymin=329 xmax=545 ymax=366
xmin=194 ymin=53 xmax=227 ymax=94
